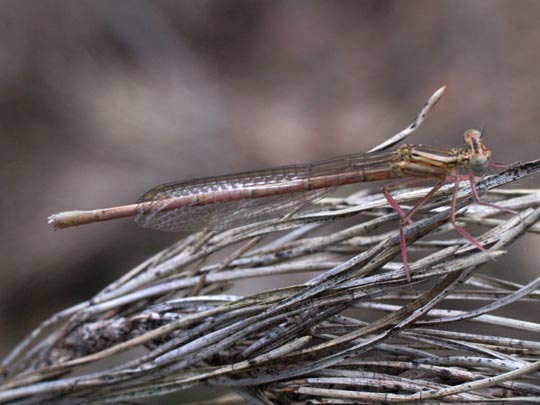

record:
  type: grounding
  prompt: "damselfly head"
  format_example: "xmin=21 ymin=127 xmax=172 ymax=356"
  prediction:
xmin=464 ymin=129 xmax=491 ymax=176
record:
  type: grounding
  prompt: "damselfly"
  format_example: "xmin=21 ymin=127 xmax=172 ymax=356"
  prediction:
xmin=49 ymin=128 xmax=503 ymax=281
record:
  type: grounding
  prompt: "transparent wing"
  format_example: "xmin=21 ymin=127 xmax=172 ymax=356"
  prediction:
xmin=135 ymin=188 xmax=330 ymax=232
xmin=134 ymin=151 xmax=395 ymax=232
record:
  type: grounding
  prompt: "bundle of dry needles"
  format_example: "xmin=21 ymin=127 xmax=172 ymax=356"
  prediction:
xmin=1 ymin=88 xmax=540 ymax=404
xmin=1 ymin=158 xmax=539 ymax=404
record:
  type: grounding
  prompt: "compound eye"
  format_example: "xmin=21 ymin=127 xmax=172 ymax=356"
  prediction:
xmin=469 ymin=154 xmax=489 ymax=176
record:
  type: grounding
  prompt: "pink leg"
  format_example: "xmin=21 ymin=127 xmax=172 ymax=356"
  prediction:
xmin=468 ymin=172 xmax=518 ymax=216
xmin=399 ymin=226 xmax=412 ymax=282
xmin=449 ymin=176 xmax=488 ymax=253
xmin=402 ymin=181 xmax=445 ymax=223
xmin=383 ymin=179 xmax=444 ymax=224
xmin=383 ymin=179 xmax=444 ymax=282
xmin=383 ymin=188 xmax=412 ymax=224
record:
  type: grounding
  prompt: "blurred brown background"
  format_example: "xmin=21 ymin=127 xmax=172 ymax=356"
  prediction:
xmin=1 ymin=0 xmax=539 ymax=360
